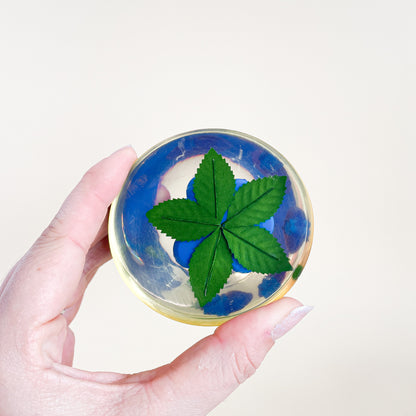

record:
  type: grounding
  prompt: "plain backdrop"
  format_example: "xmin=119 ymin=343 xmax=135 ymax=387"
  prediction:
xmin=1 ymin=1 xmax=415 ymax=415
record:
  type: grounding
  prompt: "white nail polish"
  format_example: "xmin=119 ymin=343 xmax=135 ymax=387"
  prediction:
xmin=271 ymin=305 xmax=313 ymax=341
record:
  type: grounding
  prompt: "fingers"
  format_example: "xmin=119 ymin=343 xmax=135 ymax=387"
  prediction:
xmin=91 ymin=209 xmax=111 ymax=247
xmin=61 ymin=237 xmax=112 ymax=325
xmin=1 ymin=146 xmax=137 ymax=328
xmin=124 ymin=298 xmax=312 ymax=415
xmin=61 ymin=327 xmax=76 ymax=366
xmin=83 ymin=237 xmax=112 ymax=286
xmin=48 ymin=298 xmax=311 ymax=415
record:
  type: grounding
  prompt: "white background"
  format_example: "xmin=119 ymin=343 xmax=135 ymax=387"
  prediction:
xmin=0 ymin=1 xmax=415 ymax=415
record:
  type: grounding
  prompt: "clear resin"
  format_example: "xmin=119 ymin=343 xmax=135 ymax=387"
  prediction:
xmin=109 ymin=129 xmax=313 ymax=325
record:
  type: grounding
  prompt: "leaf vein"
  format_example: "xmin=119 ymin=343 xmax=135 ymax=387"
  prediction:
xmin=226 ymin=187 xmax=275 ymax=223
xmin=224 ymin=227 xmax=282 ymax=261
xmin=212 ymin=157 xmax=217 ymax=219
xmin=158 ymin=217 xmax=219 ymax=226
xmin=204 ymin=230 xmax=222 ymax=296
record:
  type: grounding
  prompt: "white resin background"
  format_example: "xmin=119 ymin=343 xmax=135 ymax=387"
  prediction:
xmin=0 ymin=1 xmax=414 ymax=415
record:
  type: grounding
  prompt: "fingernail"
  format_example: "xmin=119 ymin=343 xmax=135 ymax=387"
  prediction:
xmin=111 ymin=145 xmax=136 ymax=156
xmin=271 ymin=305 xmax=313 ymax=341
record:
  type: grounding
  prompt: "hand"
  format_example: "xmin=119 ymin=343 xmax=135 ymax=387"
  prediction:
xmin=0 ymin=147 xmax=312 ymax=416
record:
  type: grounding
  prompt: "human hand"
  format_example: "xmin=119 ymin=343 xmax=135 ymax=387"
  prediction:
xmin=0 ymin=147 xmax=312 ymax=416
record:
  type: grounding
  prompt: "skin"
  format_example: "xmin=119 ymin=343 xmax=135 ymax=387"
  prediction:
xmin=0 ymin=147 xmax=306 ymax=416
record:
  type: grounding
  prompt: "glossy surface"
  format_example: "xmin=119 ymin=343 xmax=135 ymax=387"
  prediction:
xmin=109 ymin=129 xmax=313 ymax=325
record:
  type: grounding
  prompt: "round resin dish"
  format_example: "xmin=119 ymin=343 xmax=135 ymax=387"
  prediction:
xmin=109 ymin=129 xmax=313 ymax=326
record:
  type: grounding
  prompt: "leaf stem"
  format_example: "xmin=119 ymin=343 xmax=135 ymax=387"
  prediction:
xmin=204 ymin=229 xmax=222 ymax=296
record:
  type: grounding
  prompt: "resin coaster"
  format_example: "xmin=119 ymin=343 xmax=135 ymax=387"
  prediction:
xmin=108 ymin=129 xmax=313 ymax=326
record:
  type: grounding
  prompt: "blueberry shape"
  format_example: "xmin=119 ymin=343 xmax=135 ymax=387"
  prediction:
xmin=284 ymin=207 xmax=310 ymax=253
xmin=186 ymin=177 xmax=197 ymax=202
xmin=173 ymin=237 xmax=204 ymax=268
xmin=258 ymin=272 xmax=286 ymax=298
xmin=203 ymin=291 xmax=253 ymax=316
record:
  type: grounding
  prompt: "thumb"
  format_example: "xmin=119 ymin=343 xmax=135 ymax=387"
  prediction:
xmin=129 ymin=297 xmax=312 ymax=416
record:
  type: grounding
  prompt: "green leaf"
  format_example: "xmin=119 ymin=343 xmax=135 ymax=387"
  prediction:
xmin=145 ymin=148 xmax=293 ymax=307
xmin=223 ymin=226 xmax=292 ymax=274
xmin=193 ymin=148 xmax=235 ymax=221
xmin=292 ymin=265 xmax=303 ymax=280
xmin=225 ymin=176 xmax=287 ymax=227
xmin=189 ymin=229 xmax=233 ymax=307
xmin=146 ymin=199 xmax=219 ymax=241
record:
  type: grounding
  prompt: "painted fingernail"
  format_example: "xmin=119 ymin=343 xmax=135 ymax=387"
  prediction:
xmin=271 ymin=305 xmax=313 ymax=341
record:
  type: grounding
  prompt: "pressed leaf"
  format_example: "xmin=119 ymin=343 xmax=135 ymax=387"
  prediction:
xmin=189 ymin=229 xmax=233 ymax=307
xmin=146 ymin=199 xmax=219 ymax=241
xmin=223 ymin=226 xmax=292 ymax=274
xmin=225 ymin=176 xmax=286 ymax=227
xmin=193 ymin=148 xmax=235 ymax=221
